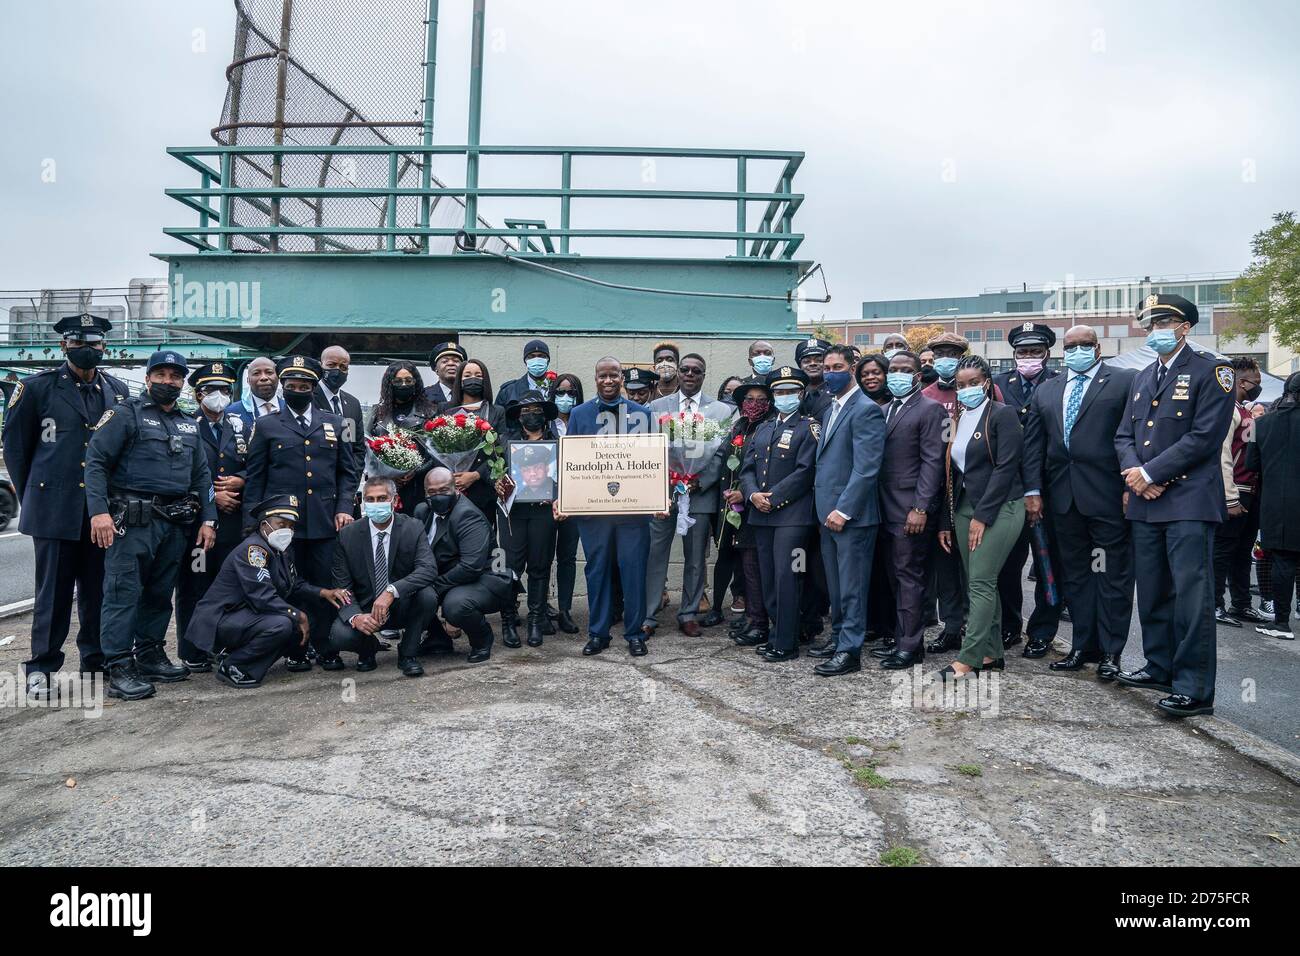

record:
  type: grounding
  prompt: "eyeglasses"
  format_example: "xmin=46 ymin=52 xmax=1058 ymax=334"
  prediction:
xmin=679 ymin=366 xmax=705 ymax=376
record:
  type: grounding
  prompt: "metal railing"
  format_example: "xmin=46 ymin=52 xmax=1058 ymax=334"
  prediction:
xmin=164 ymin=144 xmax=805 ymax=260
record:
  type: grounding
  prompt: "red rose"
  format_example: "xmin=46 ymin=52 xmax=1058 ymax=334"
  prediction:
xmin=476 ymin=418 xmax=491 ymax=432
xmin=431 ymin=416 xmax=447 ymax=428
xmin=423 ymin=420 xmax=435 ymax=431
xmin=693 ymin=413 xmax=704 ymax=422
xmin=545 ymin=370 xmax=557 ymax=381
xmin=658 ymin=413 xmax=671 ymax=425
xmin=454 ymin=413 xmax=467 ymax=428
xmin=731 ymin=435 xmax=744 ymax=448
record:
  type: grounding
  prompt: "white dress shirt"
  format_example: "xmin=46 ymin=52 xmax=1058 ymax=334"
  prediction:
xmin=1024 ymin=362 xmax=1103 ymax=497
xmin=678 ymin=392 xmax=701 ymax=416
xmin=951 ymin=401 xmax=982 ymax=474
xmin=290 ymin=403 xmax=313 ymax=427
xmin=256 ymin=397 xmax=279 ymax=417
xmin=319 ymin=382 xmax=344 ymax=416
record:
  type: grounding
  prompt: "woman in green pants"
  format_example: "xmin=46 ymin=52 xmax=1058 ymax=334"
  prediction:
xmin=937 ymin=355 xmax=1025 ymax=679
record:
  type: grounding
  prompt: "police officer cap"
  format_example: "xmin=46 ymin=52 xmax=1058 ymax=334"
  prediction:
xmin=277 ymin=355 xmax=322 ymax=383
xmin=766 ymin=365 xmax=810 ymax=390
xmin=146 ymin=350 xmax=189 ymax=375
xmin=623 ymin=366 xmax=660 ymax=388
xmin=794 ymin=337 xmax=831 ymax=362
xmin=1007 ymin=322 xmax=1056 ymax=349
xmin=252 ymin=494 xmax=300 ymax=522
xmin=429 ymin=341 xmax=467 ymax=365
xmin=733 ymin=375 xmax=772 ymax=401
xmin=54 ymin=312 xmax=113 ymax=341
xmin=505 ymin=388 xmax=558 ymax=421
xmin=188 ymin=361 xmax=237 ymax=390
xmin=1135 ymin=293 xmax=1199 ymax=329
xmin=515 ymin=443 xmax=555 ymax=467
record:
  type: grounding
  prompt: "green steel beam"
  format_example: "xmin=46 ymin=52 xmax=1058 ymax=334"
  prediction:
xmin=464 ymin=0 xmax=485 ymax=236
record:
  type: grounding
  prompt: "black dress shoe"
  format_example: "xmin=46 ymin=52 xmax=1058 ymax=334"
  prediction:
xmin=418 ymin=636 xmax=455 ymax=656
xmin=760 ymin=647 xmax=799 ymax=662
xmin=582 ymin=637 xmax=610 ymax=656
xmin=753 ymin=642 xmax=772 ymax=655
xmin=398 ymin=656 xmax=424 ymax=677
xmin=1116 ymin=669 xmax=1173 ymax=694
xmin=863 ymin=630 xmax=881 ymax=644
xmin=356 ymin=654 xmax=378 ymax=672
xmin=1049 ymin=649 xmax=1102 ymax=671
xmin=502 ymin=622 xmax=522 ymax=649
xmin=807 ymin=640 xmax=838 ymax=659
xmin=135 ymin=649 xmax=189 ymax=683
xmin=628 ymin=638 xmax=648 ymax=657
xmin=467 ymin=646 xmax=491 ymax=663
xmin=542 ymin=616 xmax=557 ymax=636
xmin=1096 ymin=654 xmax=1121 ymax=681
xmin=285 ymin=654 xmax=312 ymax=672
xmin=556 ymin=610 xmax=579 ymax=634
xmin=526 ymin=620 xmax=544 ymax=647
xmin=1214 ymin=606 xmax=1242 ymax=627
xmin=699 ymin=609 xmax=725 ymax=628
xmin=181 ymin=656 xmax=213 ymax=674
xmin=318 ymin=654 xmax=345 ymax=671
xmin=925 ymin=631 xmax=963 ymax=654
xmin=814 ymin=651 xmax=860 ymax=676
xmin=106 ymin=662 xmax=156 ymax=701
xmin=732 ymin=628 xmax=768 ymax=647
xmin=1156 ymin=694 xmax=1214 ymax=718
xmin=1022 ymin=638 xmax=1051 ymax=658
xmin=1002 ymin=631 xmax=1023 ymax=651
xmin=215 ymin=661 xmax=260 ymax=688
xmin=728 ymin=617 xmax=749 ymax=634
xmin=936 ymin=663 xmax=978 ymax=681
xmin=879 ymin=648 xmax=924 ymax=670
xmin=869 ymin=643 xmax=896 ymax=659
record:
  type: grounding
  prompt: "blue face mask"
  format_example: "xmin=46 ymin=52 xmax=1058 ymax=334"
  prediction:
xmin=883 ymin=349 xmax=902 ymax=360
xmin=526 ymin=357 xmax=550 ymax=378
xmin=554 ymin=394 xmax=576 ymax=413
xmin=772 ymin=393 xmax=801 ymax=415
xmin=933 ymin=357 xmax=960 ymax=379
xmin=1063 ymin=346 xmax=1098 ymax=373
xmin=886 ymin=372 xmax=916 ymax=397
xmin=822 ymin=369 xmax=853 ymax=395
xmin=956 ymin=385 xmax=987 ymax=409
xmin=751 ymin=355 xmax=774 ymax=375
xmin=364 ymin=501 xmax=393 ymax=524
xmin=1146 ymin=329 xmax=1179 ymax=355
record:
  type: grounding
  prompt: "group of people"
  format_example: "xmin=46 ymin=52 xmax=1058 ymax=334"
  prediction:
xmin=5 ymin=294 xmax=1299 ymax=719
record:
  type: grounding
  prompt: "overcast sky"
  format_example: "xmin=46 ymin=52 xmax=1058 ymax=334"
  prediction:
xmin=2 ymin=0 xmax=1298 ymax=320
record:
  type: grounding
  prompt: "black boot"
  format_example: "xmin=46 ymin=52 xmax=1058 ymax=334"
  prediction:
xmin=107 ymin=660 xmax=156 ymax=701
xmin=501 ymin=601 xmax=522 ymax=649
xmin=540 ymin=571 xmax=557 ymax=635
xmin=556 ymin=609 xmax=579 ymax=634
xmin=135 ymin=647 xmax=189 ymax=683
xmin=526 ymin=577 xmax=545 ymax=647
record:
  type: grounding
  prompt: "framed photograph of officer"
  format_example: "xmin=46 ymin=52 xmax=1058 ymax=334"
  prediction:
xmin=509 ymin=441 xmax=558 ymax=503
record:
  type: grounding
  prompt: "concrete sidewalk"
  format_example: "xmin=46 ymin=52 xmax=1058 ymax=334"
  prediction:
xmin=1 ymin=607 xmax=1296 ymax=866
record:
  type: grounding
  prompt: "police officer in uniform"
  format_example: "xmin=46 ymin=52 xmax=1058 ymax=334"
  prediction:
xmin=1114 ymin=294 xmax=1235 ymax=718
xmin=794 ymin=337 xmax=832 ymax=639
xmin=85 ymin=350 xmax=217 ymax=701
xmin=2 ymin=313 xmax=130 ymax=698
xmin=187 ymin=495 xmax=346 ymax=688
xmin=796 ymin=337 xmax=833 ymax=419
xmin=175 ymin=362 xmax=250 ymax=671
xmin=740 ymin=366 xmax=819 ymax=661
xmin=241 ymin=355 xmax=357 ymax=670
xmin=622 ymin=365 xmax=659 ymax=405
xmin=992 ymin=322 xmax=1064 ymax=655
xmin=423 ymin=341 xmax=466 ymax=405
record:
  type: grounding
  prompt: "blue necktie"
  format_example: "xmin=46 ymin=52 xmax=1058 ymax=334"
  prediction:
xmin=1064 ymin=374 xmax=1087 ymax=449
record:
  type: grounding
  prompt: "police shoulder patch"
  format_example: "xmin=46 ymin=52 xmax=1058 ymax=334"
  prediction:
xmin=94 ymin=409 xmax=115 ymax=429
xmin=809 ymin=421 xmax=821 ymax=441
xmin=1216 ymin=365 xmax=1234 ymax=393
xmin=247 ymin=544 xmax=268 ymax=568
xmin=8 ymin=381 xmax=22 ymax=408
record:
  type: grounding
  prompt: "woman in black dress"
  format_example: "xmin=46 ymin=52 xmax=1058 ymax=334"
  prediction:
xmin=550 ymin=373 xmax=584 ymax=633
xmin=436 ymin=358 xmax=505 ymax=528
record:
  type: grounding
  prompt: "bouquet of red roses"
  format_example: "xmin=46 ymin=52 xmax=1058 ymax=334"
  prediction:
xmin=365 ymin=428 xmax=426 ymax=478
xmin=421 ymin=411 xmax=506 ymax=479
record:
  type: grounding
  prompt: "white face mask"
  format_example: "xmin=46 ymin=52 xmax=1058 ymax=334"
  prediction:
xmin=202 ymin=391 xmax=232 ymax=413
xmin=264 ymin=526 xmax=294 ymax=552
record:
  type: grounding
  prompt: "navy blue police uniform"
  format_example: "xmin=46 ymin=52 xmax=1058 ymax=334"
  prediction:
xmin=739 ymin=366 xmax=820 ymax=656
xmin=186 ymin=495 xmax=322 ymax=687
xmin=793 ymin=337 xmax=833 ymax=635
xmin=241 ymin=355 xmax=357 ymax=665
xmin=422 ymin=341 xmax=466 ymax=406
xmin=84 ymin=350 xmax=216 ymax=694
xmin=992 ymin=322 xmax=1063 ymax=653
xmin=1 ymin=313 xmax=129 ymax=682
xmin=1114 ymin=294 xmax=1235 ymax=714
xmin=175 ymin=362 xmax=252 ymax=667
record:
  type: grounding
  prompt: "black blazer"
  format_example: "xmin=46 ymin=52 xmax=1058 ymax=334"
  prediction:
xmin=944 ymin=400 xmax=1023 ymax=528
xmin=331 ymin=513 xmax=436 ymax=621
xmin=1246 ymin=407 xmax=1300 ymax=552
xmin=1023 ymin=365 xmax=1135 ymax=518
xmin=313 ymin=386 xmax=366 ymax=475
xmin=878 ymin=393 xmax=947 ymax=529
xmin=433 ymin=402 xmax=505 ymax=520
xmin=411 ymin=494 xmax=507 ymax=598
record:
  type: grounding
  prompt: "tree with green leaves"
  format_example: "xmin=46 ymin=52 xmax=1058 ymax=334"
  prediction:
xmin=1226 ymin=211 xmax=1300 ymax=350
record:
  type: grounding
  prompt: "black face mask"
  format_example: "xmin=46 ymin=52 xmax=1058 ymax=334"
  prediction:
xmin=322 ymin=368 xmax=348 ymax=391
xmin=460 ymin=379 xmax=485 ymax=398
xmin=520 ymin=411 xmax=546 ymax=432
xmin=67 ymin=346 xmax=103 ymax=370
xmin=428 ymin=493 xmax=455 ymax=517
xmin=283 ymin=390 xmax=313 ymax=413
xmin=1244 ymin=383 xmax=1262 ymax=402
xmin=863 ymin=382 xmax=890 ymax=400
xmin=920 ymin=366 xmax=940 ymax=386
xmin=148 ymin=382 xmax=181 ymax=406
xmin=391 ymin=383 xmax=418 ymax=403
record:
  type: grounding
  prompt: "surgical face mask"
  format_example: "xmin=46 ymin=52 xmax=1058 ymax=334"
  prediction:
xmin=283 ymin=390 xmax=313 ymax=413
xmin=956 ymin=385 xmax=987 ymax=410
xmin=656 ymin=360 xmax=678 ymax=380
xmin=526 ymin=357 xmax=550 ymax=378
xmin=322 ymin=368 xmax=348 ymax=391
xmin=886 ymin=372 xmax=916 ymax=397
xmin=1016 ymin=358 xmax=1045 ymax=379
xmin=554 ymin=394 xmax=576 ymax=414
xmin=363 ymin=501 xmax=393 ymax=524
xmin=391 ymin=382 xmax=418 ymax=403
xmin=1063 ymin=346 xmax=1098 ymax=373
xmin=933 ymin=357 xmax=960 ymax=380
xmin=1146 ymin=329 xmax=1179 ymax=355
xmin=264 ymin=525 xmax=294 ymax=552
xmin=750 ymin=354 xmax=774 ymax=375
xmin=822 ymin=369 xmax=853 ymax=395
xmin=883 ymin=349 xmax=902 ymax=360
xmin=428 ymin=493 xmax=455 ymax=517
xmin=772 ymin=393 xmax=801 ymax=415
xmin=460 ymin=378 xmax=485 ymax=398
xmin=148 ymin=382 xmax=181 ymax=406
xmin=66 ymin=345 xmax=103 ymax=370
xmin=520 ymin=411 xmax=546 ymax=432
xmin=201 ymin=391 xmax=232 ymax=413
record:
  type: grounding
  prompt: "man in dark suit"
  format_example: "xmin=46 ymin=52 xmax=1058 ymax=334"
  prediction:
xmin=232 ymin=356 xmax=283 ymax=430
xmin=1024 ymin=325 xmax=1136 ymax=679
xmin=496 ymin=339 xmax=555 ymax=409
xmin=809 ymin=345 xmax=886 ymax=676
xmin=867 ymin=351 xmax=946 ymax=669
xmin=562 ymin=356 xmax=654 ymax=657
xmin=1115 ymin=294 xmax=1235 ymax=718
xmin=423 ymin=341 xmax=465 ymax=405
xmin=2 ymin=313 xmax=130 ymax=697
xmin=328 ymin=476 xmax=438 ymax=675
xmin=993 ymin=322 xmax=1063 ymax=655
xmin=314 ymin=345 xmax=366 ymax=498
xmin=242 ymin=356 xmax=357 ymax=670
xmin=412 ymin=467 xmax=512 ymax=663
xmin=739 ymin=366 xmax=819 ymax=661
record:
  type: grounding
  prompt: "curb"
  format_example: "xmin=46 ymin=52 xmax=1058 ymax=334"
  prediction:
xmin=1190 ymin=714 xmax=1300 ymax=787
xmin=0 ymin=599 xmax=34 ymax=621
